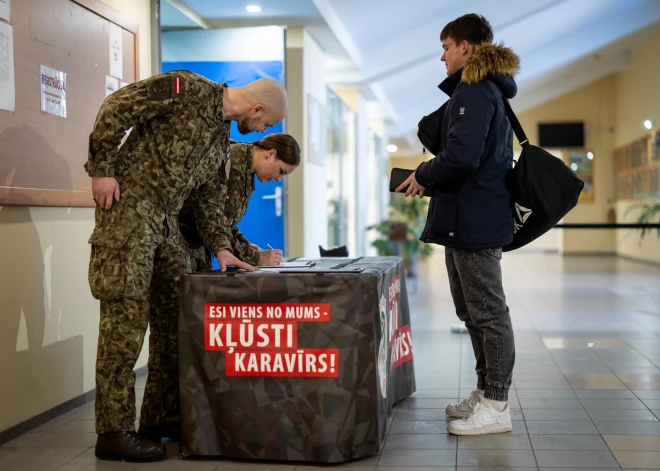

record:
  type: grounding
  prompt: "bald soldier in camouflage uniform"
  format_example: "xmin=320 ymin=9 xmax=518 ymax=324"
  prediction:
xmin=85 ymin=70 xmax=287 ymax=462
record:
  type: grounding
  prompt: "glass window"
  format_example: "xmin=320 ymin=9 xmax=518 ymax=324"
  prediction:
xmin=324 ymin=88 xmax=357 ymax=255
xmin=325 ymin=90 xmax=343 ymax=249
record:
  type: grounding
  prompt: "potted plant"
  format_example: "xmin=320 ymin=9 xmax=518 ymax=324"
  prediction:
xmin=625 ymin=201 xmax=660 ymax=241
xmin=624 ymin=202 xmax=660 ymax=244
xmin=368 ymin=194 xmax=433 ymax=276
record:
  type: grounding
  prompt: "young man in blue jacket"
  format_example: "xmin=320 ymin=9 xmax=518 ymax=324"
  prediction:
xmin=397 ymin=14 xmax=520 ymax=435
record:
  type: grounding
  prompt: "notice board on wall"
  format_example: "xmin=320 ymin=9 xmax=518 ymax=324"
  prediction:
xmin=0 ymin=0 xmax=138 ymax=207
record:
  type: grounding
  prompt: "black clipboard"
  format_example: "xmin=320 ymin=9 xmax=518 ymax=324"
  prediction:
xmin=389 ymin=168 xmax=434 ymax=197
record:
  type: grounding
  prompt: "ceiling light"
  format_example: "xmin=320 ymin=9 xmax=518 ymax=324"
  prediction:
xmin=245 ymin=5 xmax=262 ymax=13
xmin=386 ymin=144 xmax=398 ymax=153
xmin=644 ymin=119 xmax=653 ymax=130
xmin=571 ymin=163 xmax=578 ymax=171
xmin=587 ymin=152 xmax=594 ymax=160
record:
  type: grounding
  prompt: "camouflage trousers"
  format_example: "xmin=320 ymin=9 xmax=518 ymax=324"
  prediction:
xmin=187 ymin=244 xmax=213 ymax=272
xmin=89 ymin=199 xmax=190 ymax=434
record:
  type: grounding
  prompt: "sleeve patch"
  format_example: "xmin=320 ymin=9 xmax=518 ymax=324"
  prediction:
xmin=148 ymin=76 xmax=184 ymax=99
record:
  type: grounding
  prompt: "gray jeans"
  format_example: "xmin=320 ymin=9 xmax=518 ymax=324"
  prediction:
xmin=446 ymin=247 xmax=515 ymax=401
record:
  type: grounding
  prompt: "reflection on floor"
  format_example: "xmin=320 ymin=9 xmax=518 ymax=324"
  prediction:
xmin=2 ymin=251 xmax=660 ymax=470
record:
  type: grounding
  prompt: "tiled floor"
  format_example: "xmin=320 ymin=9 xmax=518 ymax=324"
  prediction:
xmin=2 ymin=251 xmax=660 ymax=470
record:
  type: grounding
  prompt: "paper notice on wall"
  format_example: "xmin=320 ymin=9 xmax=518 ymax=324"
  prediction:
xmin=0 ymin=0 xmax=10 ymax=22
xmin=105 ymin=75 xmax=119 ymax=97
xmin=119 ymin=80 xmax=129 ymax=90
xmin=0 ymin=21 xmax=15 ymax=112
xmin=40 ymin=65 xmax=67 ymax=118
xmin=109 ymin=22 xmax=122 ymax=79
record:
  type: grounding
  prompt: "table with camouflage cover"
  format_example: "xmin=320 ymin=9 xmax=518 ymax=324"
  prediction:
xmin=178 ymin=256 xmax=416 ymax=463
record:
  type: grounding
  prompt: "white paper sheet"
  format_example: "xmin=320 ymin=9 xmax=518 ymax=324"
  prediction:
xmin=119 ymin=80 xmax=129 ymax=89
xmin=105 ymin=75 xmax=119 ymax=97
xmin=109 ymin=22 xmax=122 ymax=79
xmin=255 ymin=261 xmax=315 ymax=269
xmin=40 ymin=65 xmax=67 ymax=118
xmin=0 ymin=21 xmax=14 ymax=111
xmin=0 ymin=0 xmax=10 ymax=22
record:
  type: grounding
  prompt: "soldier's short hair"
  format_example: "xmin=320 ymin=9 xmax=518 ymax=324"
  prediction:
xmin=441 ymin=13 xmax=493 ymax=46
xmin=254 ymin=134 xmax=300 ymax=166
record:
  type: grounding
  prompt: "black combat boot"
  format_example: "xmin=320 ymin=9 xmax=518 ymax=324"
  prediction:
xmin=95 ymin=431 xmax=167 ymax=462
xmin=137 ymin=422 xmax=181 ymax=442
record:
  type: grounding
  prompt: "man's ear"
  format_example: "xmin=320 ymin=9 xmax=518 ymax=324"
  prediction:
xmin=251 ymin=103 xmax=265 ymax=115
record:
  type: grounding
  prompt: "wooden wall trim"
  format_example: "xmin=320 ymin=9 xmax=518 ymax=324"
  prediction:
xmin=71 ymin=0 xmax=140 ymax=34
xmin=0 ymin=188 xmax=95 ymax=208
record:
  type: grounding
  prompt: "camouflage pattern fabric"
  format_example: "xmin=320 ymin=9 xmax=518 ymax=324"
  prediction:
xmin=188 ymin=245 xmax=213 ymax=273
xmin=90 ymin=192 xmax=190 ymax=433
xmin=86 ymin=70 xmax=233 ymax=434
xmin=86 ymin=70 xmax=233 ymax=254
xmin=178 ymin=257 xmax=416 ymax=463
xmin=179 ymin=142 xmax=260 ymax=268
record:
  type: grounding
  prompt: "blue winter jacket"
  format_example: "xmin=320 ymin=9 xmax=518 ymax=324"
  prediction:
xmin=415 ymin=43 xmax=520 ymax=250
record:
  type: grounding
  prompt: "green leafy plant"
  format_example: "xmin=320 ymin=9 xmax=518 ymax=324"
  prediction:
xmin=624 ymin=202 xmax=660 ymax=240
xmin=367 ymin=194 xmax=434 ymax=261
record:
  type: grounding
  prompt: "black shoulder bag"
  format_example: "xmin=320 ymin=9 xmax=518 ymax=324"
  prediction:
xmin=502 ymin=100 xmax=584 ymax=252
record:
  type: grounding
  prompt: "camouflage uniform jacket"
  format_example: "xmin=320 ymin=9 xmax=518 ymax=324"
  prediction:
xmin=85 ymin=70 xmax=233 ymax=254
xmin=179 ymin=143 xmax=260 ymax=265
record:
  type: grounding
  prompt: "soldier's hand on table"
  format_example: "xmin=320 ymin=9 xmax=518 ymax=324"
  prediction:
xmin=259 ymin=249 xmax=283 ymax=266
xmin=216 ymin=249 xmax=256 ymax=272
xmin=92 ymin=177 xmax=121 ymax=210
xmin=395 ymin=171 xmax=426 ymax=198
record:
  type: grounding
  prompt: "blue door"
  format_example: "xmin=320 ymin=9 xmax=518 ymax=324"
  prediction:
xmin=162 ymin=61 xmax=286 ymax=266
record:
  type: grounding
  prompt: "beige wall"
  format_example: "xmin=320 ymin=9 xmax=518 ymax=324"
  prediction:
xmin=613 ymin=27 xmax=660 ymax=263
xmin=0 ymin=0 xmax=152 ymax=433
xmin=615 ymin=27 xmax=660 ymax=147
xmin=515 ymin=26 xmax=660 ymax=261
xmin=516 ymin=76 xmax=618 ymax=254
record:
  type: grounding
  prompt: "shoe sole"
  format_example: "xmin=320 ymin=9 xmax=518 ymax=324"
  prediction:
xmin=447 ymin=423 xmax=513 ymax=436
xmin=95 ymin=449 xmax=167 ymax=462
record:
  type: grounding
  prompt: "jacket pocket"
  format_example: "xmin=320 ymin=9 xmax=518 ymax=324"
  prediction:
xmin=428 ymin=193 xmax=458 ymax=237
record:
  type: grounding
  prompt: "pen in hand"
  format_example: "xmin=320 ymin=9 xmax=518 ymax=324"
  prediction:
xmin=266 ymin=244 xmax=283 ymax=265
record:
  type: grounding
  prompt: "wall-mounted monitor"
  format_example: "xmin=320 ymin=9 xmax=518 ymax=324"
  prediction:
xmin=538 ymin=122 xmax=585 ymax=148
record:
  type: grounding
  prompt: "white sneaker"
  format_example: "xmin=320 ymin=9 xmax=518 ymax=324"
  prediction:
xmin=447 ymin=402 xmax=512 ymax=436
xmin=445 ymin=390 xmax=483 ymax=418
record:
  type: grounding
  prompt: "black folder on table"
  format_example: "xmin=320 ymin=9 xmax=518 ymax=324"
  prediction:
xmin=389 ymin=168 xmax=434 ymax=197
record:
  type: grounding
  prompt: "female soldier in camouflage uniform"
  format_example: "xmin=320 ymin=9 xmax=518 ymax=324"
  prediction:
xmin=179 ymin=132 xmax=301 ymax=271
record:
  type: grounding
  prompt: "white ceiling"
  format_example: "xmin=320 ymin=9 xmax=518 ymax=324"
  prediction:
xmin=161 ymin=0 xmax=660 ymax=152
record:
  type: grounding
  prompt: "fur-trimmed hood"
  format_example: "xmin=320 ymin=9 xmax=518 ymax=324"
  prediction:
xmin=439 ymin=42 xmax=520 ymax=100
xmin=463 ymin=42 xmax=520 ymax=84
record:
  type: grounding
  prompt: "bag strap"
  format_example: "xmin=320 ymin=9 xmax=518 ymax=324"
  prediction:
xmin=502 ymin=99 xmax=529 ymax=147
